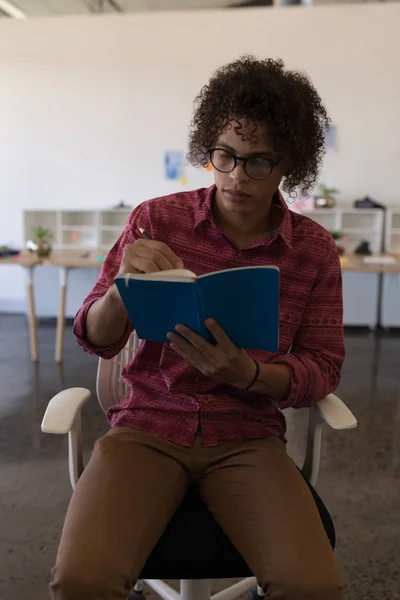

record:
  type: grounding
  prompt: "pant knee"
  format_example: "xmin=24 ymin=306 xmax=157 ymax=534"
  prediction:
xmin=266 ymin=578 xmax=343 ymax=600
xmin=49 ymin=561 xmax=133 ymax=600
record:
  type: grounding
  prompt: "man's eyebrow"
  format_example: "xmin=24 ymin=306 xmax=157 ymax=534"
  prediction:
xmin=216 ymin=142 xmax=278 ymax=158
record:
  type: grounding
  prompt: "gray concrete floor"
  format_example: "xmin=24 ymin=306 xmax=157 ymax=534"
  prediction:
xmin=0 ymin=314 xmax=399 ymax=599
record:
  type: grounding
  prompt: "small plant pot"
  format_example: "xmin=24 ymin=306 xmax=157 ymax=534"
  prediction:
xmin=315 ymin=195 xmax=337 ymax=209
xmin=36 ymin=241 xmax=52 ymax=258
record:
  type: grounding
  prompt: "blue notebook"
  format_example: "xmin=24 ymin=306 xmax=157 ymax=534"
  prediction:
xmin=114 ymin=266 xmax=280 ymax=352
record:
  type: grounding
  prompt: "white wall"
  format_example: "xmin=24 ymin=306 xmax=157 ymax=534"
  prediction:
xmin=0 ymin=4 xmax=399 ymax=315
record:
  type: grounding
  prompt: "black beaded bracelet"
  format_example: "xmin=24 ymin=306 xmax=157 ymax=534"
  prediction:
xmin=244 ymin=359 xmax=260 ymax=391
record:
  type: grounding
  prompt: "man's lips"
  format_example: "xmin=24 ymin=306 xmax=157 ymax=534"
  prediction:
xmin=223 ymin=189 xmax=251 ymax=199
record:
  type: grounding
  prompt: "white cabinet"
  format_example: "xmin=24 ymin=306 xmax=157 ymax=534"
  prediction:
xmin=23 ymin=208 xmax=132 ymax=251
xmin=301 ymin=207 xmax=384 ymax=254
xmin=381 ymin=274 xmax=400 ymax=327
xmin=385 ymin=209 xmax=400 ymax=254
xmin=342 ymin=272 xmax=379 ymax=329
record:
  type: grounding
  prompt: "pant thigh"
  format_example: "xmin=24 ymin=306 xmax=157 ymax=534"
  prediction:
xmin=199 ymin=436 xmax=342 ymax=600
xmin=50 ymin=428 xmax=189 ymax=600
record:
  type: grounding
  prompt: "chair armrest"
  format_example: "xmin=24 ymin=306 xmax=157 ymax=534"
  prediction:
xmin=41 ymin=387 xmax=91 ymax=434
xmin=315 ymin=393 xmax=357 ymax=430
xmin=302 ymin=393 xmax=357 ymax=487
xmin=41 ymin=387 xmax=91 ymax=490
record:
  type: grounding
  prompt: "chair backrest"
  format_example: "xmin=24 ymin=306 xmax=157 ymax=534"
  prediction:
xmin=96 ymin=331 xmax=140 ymax=414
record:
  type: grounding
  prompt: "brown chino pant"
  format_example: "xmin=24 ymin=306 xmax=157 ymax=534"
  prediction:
xmin=49 ymin=427 xmax=342 ymax=600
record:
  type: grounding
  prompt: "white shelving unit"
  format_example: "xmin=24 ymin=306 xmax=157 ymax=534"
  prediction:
xmin=385 ymin=208 xmax=400 ymax=254
xmin=23 ymin=209 xmax=132 ymax=252
xmin=300 ymin=207 xmax=384 ymax=254
xmin=382 ymin=208 xmax=400 ymax=327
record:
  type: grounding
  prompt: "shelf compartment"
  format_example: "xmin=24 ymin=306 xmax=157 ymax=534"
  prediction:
xmin=341 ymin=232 xmax=381 ymax=255
xmin=61 ymin=229 xmax=97 ymax=248
xmin=100 ymin=210 xmax=131 ymax=228
xmin=61 ymin=225 xmax=95 ymax=231
xmin=100 ymin=229 xmax=122 ymax=248
xmin=388 ymin=233 xmax=400 ymax=253
xmin=341 ymin=212 xmax=380 ymax=230
xmin=391 ymin=214 xmax=400 ymax=229
xmin=100 ymin=225 xmax=126 ymax=231
xmin=24 ymin=211 xmax=57 ymax=241
xmin=61 ymin=211 xmax=95 ymax=227
xmin=341 ymin=228 xmax=379 ymax=234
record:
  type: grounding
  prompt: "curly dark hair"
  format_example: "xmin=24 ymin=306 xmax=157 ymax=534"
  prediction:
xmin=187 ymin=56 xmax=330 ymax=195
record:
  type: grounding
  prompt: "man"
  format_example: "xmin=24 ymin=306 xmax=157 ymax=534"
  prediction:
xmin=50 ymin=56 xmax=345 ymax=600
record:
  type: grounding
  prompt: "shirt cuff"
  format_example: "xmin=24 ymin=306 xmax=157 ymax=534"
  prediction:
xmin=73 ymin=298 xmax=134 ymax=360
xmin=269 ymin=354 xmax=305 ymax=409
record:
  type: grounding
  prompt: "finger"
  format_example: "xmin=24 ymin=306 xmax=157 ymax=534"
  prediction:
xmin=167 ymin=331 xmax=210 ymax=363
xmin=174 ymin=324 xmax=214 ymax=355
xmin=137 ymin=240 xmax=184 ymax=269
xmin=117 ymin=262 xmax=140 ymax=276
xmin=124 ymin=256 xmax=161 ymax=274
xmin=170 ymin=343 xmax=203 ymax=370
xmin=205 ymin=319 xmax=235 ymax=350
xmin=167 ymin=331 xmax=200 ymax=353
xmin=130 ymin=244 xmax=175 ymax=271
xmin=167 ymin=333 xmax=206 ymax=370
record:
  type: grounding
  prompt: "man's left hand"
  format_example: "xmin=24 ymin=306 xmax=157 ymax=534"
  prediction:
xmin=167 ymin=319 xmax=256 ymax=389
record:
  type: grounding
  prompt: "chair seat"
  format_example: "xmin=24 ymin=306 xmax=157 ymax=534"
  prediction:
xmin=140 ymin=474 xmax=335 ymax=580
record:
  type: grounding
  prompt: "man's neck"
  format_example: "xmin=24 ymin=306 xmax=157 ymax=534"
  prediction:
xmin=213 ymin=193 xmax=276 ymax=243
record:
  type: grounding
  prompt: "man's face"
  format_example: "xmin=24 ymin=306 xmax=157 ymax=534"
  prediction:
xmin=212 ymin=120 xmax=284 ymax=216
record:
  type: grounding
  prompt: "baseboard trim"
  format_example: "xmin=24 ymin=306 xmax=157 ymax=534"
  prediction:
xmin=0 ymin=298 xmax=26 ymax=313
xmin=0 ymin=312 xmax=75 ymax=326
xmin=36 ymin=317 xmax=75 ymax=326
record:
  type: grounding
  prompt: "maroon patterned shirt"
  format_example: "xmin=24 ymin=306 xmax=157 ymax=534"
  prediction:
xmin=74 ymin=185 xmax=345 ymax=447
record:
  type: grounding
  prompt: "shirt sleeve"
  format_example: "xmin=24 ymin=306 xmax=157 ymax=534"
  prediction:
xmin=271 ymin=248 xmax=345 ymax=409
xmin=73 ymin=203 xmax=150 ymax=359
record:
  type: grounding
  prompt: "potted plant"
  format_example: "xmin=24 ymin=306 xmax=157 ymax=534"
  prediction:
xmin=329 ymin=230 xmax=345 ymax=255
xmin=31 ymin=226 xmax=53 ymax=258
xmin=315 ymin=184 xmax=339 ymax=208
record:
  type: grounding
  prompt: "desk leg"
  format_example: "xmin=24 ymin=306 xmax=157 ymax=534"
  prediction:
xmin=375 ymin=271 xmax=383 ymax=330
xmin=25 ymin=266 xmax=39 ymax=362
xmin=55 ymin=267 xmax=68 ymax=363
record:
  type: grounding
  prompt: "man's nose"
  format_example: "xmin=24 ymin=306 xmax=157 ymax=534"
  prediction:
xmin=229 ymin=161 xmax=249 ymax=183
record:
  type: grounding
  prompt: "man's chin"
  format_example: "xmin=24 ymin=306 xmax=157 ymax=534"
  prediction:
xmin=223 ymin=197 xmax=253 ymax=213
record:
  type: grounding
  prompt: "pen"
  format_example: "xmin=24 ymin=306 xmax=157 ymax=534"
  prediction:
xmin=139 ymin=227 xmax=152 ymax=240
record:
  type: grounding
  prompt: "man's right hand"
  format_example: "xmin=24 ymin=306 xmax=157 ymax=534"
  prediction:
xmin=117 ymin=239 xmax=184 ymax=276
xmin=87 ymin=240 xmax=183 ymax=348
xmin=105 ymin=239 xmax=184 ymax=323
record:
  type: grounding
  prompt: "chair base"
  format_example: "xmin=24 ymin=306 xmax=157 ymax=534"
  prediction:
xmin=135 ymin=578 xmax=257 ymax=600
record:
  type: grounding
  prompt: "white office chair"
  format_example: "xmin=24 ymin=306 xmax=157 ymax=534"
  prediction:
xmin=41 ymin=332 xmax=357 ymax=600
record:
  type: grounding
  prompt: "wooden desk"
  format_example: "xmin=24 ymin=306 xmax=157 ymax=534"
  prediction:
xmin=339 ymin=255 xmax=400 ymax=274
xmin=1 ymin=251 xmax=400 ymax=363
xmin=0 ymin=254 xmax=42 ymax=361
xmin=0 ymin=250 xmax=104 ymax=362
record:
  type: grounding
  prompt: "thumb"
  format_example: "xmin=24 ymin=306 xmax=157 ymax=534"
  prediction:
xmin=175 ymin=258 xmax=184 ymax=269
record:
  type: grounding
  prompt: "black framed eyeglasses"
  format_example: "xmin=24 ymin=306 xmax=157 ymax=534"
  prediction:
xmin=208 ymin=148 xmax=279 ymax=181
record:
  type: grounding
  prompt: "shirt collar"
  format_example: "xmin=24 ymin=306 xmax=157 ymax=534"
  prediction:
xmin=194 ymin=184 xmax=293 ymax=249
